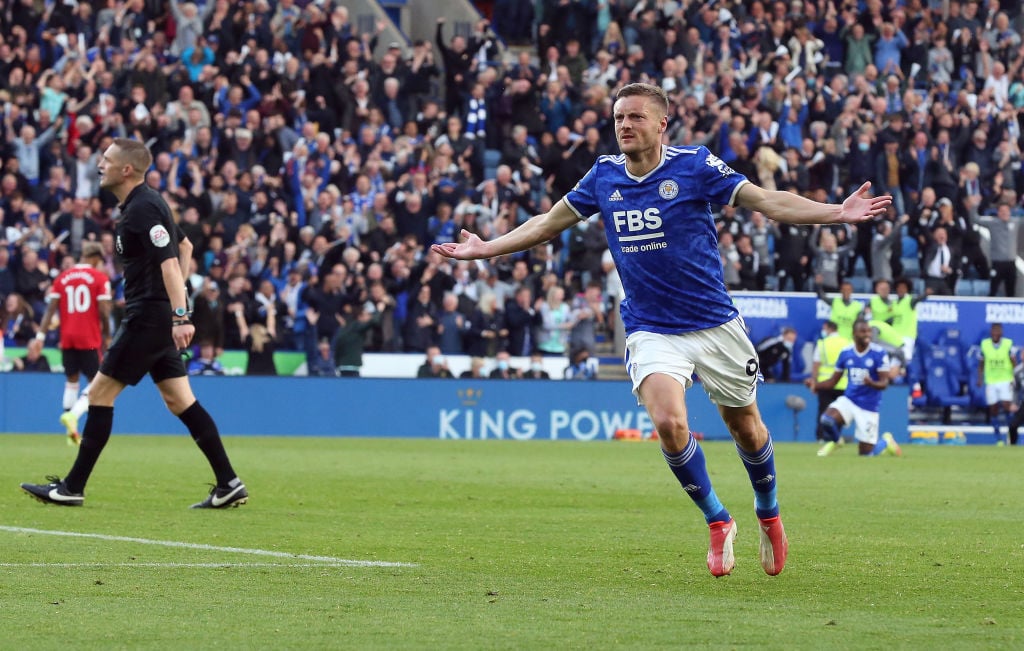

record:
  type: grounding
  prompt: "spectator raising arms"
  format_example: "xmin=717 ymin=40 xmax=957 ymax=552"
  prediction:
xmin=0 ymin=0 xmax=1019 ymax=388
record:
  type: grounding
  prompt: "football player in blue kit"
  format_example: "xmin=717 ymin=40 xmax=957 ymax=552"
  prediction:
xmin=432 ymin=83 xmax=891 ymax=577
xmin=815 ymin=319 xmax=903 ymax=457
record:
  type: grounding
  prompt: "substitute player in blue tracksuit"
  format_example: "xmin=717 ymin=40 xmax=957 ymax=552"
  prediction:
xmin=815 ymin=319 xmax=903 ymax=457
xmin=433 ymin=83 xmax=891 ymax=577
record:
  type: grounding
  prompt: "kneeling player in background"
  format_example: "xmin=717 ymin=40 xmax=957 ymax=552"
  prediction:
xmin=814 ymin=319 xmax=902 ymax=457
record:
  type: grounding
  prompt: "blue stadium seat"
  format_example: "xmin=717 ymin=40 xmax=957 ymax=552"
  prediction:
xmin=940 ymin=327 xmax=966 ymax=347
xmin=901 ymin=235 xmax=918 ymax=259
xmin=933 ymin=329 xmax=968 ymax=382
xmin=900 ymin=256 xmax=920 ymax=276
xmin=484 ymin=149 xmax=501 ymax=179
xmin=923 ymin=349 xmax=972 ymax=408
xmin=849 ymin=275 xmax=871 ymax=293
xmin=970 ymin=279 xmax=989 ymax=295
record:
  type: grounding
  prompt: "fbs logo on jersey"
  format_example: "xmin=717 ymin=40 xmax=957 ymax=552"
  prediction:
xmin=149 ymin=225 xmax=171 ymax=248
xmin=611 ymin=208 xmax=663 ymax=236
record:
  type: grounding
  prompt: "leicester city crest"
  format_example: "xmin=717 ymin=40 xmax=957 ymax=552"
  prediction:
xmin=705 ymin=153 xmax=736 ymax=177
xmin=658 ymin=179 xmax=679 ymax=200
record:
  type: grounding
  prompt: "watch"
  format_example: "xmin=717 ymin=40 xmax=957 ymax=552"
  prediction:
xmin=173 ymin=307 xmax=189 ymax=318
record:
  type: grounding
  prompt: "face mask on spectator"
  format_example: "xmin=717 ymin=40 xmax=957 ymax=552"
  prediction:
xmin=858 ymin=142 xmax=870 ymax=152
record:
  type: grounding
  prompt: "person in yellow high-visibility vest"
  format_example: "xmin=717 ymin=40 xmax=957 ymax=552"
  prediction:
xmin=978 ymin=323 xmax=1019 ymax=445
xmin=866 ymin=279 xmax=895 ymax=324
xmin=806 ymin=320 xmax=850 ymax=442
xmin=818 ymin=280 xmax=864 ymax=340
xmin=890 ymin=277 xmax=927 ymax=363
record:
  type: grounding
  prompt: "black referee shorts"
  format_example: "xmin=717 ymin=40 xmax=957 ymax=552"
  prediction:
xmin=62 ymin=348 xmax=100 ymax=381
xmin=100 ymin=306 xmax=187 ymax=386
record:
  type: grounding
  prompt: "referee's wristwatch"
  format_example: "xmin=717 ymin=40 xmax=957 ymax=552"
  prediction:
xmin=172 ymin=307 xmax=191 ymax=326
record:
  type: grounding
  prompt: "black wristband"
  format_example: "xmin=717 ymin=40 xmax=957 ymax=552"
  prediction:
xmin=172 ymin=318 xmax=192 ymax=327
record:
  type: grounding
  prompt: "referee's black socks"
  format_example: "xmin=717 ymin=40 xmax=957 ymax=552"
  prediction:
xmin=179 ymin=401 xmax=237 ymax=487
xmin=65 ymin=405 xmax=114 ymax=493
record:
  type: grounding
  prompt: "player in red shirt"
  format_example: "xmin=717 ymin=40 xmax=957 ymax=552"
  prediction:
xmin=37 ymin=242 xmax=112 ymax=445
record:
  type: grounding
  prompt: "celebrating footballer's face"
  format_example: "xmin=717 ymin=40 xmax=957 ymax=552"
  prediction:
xmin=613 ymin=93 xmax=667 ymax=158
xmin=853 ymin=321 xmax=873 ymax=350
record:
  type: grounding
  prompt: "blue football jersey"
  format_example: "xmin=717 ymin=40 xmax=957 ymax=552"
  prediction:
xmin=563 ymin=145 xmax=749 ymax=334
xmin=835 ymin=343 xmax=891 ymax=412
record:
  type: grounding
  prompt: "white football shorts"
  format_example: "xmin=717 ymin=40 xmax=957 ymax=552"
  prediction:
xmin=624 ymin=317 xmax=759 ymax=408
xmin=986 ymin=381 xmax=1014 ymax=406
xmin=828 ymin=395 xmax=880 ymax=445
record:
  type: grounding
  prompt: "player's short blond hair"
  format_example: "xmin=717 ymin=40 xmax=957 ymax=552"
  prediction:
xmin=615 ymin=83 xmax=670 ymax=115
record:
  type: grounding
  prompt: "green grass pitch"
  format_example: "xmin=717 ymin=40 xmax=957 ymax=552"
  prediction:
xmin=1 ymin=434 xmax=1021 ymax=650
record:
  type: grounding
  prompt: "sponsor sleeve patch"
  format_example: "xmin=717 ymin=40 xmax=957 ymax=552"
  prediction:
xmin=149 ymin=225 xmax=171 ymax=248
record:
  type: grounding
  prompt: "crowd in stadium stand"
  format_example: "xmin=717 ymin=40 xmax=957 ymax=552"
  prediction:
xmin=2 ymin=0 xmax=1024 ymax=375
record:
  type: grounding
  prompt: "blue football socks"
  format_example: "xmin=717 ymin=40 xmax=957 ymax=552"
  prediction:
xmin=820 ymin=413 xmax=840 ymax=443
xmin=662 ymin=436 xmax=730 ymax=524
xmin=736 ymin=436 xmax=780 ymax=520
xmin=993 ymin=413 xmax=1006 ymax=444
xmin=869 ymin=438 xmax=888 ymax=456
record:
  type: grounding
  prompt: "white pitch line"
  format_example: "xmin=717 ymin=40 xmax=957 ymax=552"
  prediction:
xmin=0 ymin=526 xmax=417 ymax=568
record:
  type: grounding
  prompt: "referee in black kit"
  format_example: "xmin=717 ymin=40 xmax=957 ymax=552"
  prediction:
xmin=21 ymin=138 xmax=248 ymax=509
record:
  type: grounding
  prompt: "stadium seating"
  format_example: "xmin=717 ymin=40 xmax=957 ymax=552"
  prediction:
xmin=900 ymin=255 xmax=920 ymax=276
xmin=922 ymin=347 xmax=972 ymax=409
xmin=484 ymin=149 xmax=501 ymax=181
xmin=901 ymin=234 xmax=919 ymax=259
xmin=933 ymin=328 xmax=968 ymax=383
xmin=954 ymin=279 xmax=987 ymax=296
xmin=848 ymin=275 xmax=872 ymax=293
xmin=899 ymin=228 xmax=921 ymax=277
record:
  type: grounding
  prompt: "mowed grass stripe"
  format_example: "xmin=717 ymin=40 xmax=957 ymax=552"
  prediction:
xmin=1 ymin=434 xmax=1021 ymax=650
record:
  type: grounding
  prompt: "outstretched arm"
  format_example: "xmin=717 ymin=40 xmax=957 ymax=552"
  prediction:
xmin=431 ymin=198 xmax=579 ymax=260
xmin=736 ymin=181 xmax=891 ymax=225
